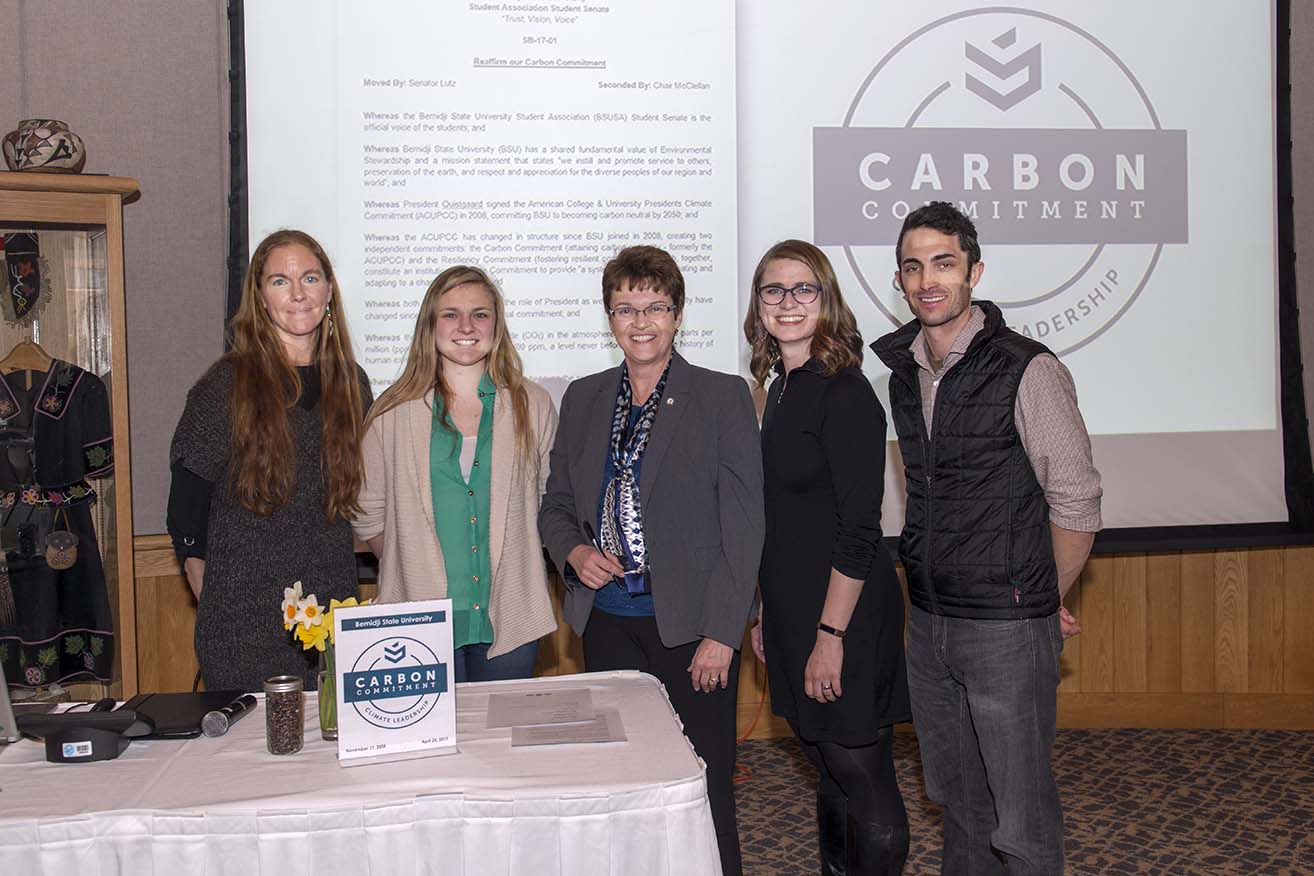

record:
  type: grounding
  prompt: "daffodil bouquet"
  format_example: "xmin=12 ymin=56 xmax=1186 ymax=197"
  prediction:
xmin=280 ymin=580 xmax=365 ymax=651
xmin=280 ymin=581 xmax=366 ymax=740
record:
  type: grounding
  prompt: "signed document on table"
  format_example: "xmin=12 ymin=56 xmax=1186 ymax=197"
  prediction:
xmin=486 ymin=687 xmax=595 ymax=729
xmin=510 ymin=708 xmax=627 ymax=747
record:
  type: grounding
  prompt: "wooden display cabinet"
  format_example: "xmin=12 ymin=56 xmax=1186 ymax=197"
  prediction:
xmin=0 ymin=172 xmax=139 ymax=699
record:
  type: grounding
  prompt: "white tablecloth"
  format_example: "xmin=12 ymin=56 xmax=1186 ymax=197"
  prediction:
xmin=0 ymin=671 xmax=721 ymax=876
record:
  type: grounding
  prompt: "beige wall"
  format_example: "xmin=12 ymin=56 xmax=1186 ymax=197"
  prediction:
xmin=0 ymin=0 xmax=228 ymax=534
xmin=2 ymin=3 xmax=1312 ymax=533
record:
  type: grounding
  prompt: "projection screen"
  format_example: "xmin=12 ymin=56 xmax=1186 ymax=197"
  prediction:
xmin=239 ymin=0 xmax=1297 ymax=533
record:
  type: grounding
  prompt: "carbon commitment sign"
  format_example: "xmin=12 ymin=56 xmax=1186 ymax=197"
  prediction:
xmin=813 ymin=7 xmax=1188 ymax=355
xmin=334 ymin=599 xmax=457 ymax=763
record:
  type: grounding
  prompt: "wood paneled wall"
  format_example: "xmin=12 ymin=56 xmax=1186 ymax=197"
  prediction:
xmin=131 ymin=536 xmax=1314 ymax=732
xmin=135 ymin=535 xmax=201 ymax=694
xmin=1055 ymin=549 xmax=1314 ymax=728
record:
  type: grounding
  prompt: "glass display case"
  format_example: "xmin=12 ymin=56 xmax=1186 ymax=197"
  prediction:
xmin=0 ymin=172 xmax=139 ymax=698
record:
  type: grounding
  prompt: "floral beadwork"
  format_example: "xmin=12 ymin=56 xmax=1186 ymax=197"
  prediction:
xmin=31 ymin=361 xmax=83 ymax=420
xmin=85 ymin=443 xmax=111 ymax=472
xmin=0 ymin=631 xmax=113 ymax=688
xmin=1 ymin=481 xmax=97 ymax=509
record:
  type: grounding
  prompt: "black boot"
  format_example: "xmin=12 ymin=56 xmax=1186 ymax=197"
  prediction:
xmin=845 ymin=815 xmax=909 ymax=876
xmin=817 ymin=793 xmax=848 ymax=876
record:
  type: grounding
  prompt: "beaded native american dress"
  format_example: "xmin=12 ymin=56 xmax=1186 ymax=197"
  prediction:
xmin=0 ymin=359 xmax=114 ymax=687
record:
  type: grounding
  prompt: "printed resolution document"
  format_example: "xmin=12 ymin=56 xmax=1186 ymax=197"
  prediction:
xmin=510 ymin=707 xmax=627 ymax=747
xmin=485 ymin=687 xmax=595 ymax=729
xmin=246 ymin=1 xmax=737 ymax=391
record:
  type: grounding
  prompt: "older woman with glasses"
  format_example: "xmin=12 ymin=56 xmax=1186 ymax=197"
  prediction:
xmin=539 ymin=245 xmax=763 ymax=876
xmin=746 ymin=240 xmax=911 ymax=875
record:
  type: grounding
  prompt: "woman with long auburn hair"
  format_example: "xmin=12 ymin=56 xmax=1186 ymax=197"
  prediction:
xmin=746 ymin=240 xmax=911 ymax=875
xmin=354 ymin=266 xmax=558 ymax=682
xmin=168 ymin=229 xmax=372 ymax=692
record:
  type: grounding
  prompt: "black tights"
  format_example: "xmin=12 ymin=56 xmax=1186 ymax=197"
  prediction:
xmin=799 ymin=728 xmax=909 ymax=875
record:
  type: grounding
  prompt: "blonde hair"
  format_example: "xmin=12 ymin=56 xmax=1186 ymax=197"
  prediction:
xmin=369 ymin=266 xmax=535 ymax=465
xmin=743 ymin=240 xmax=863 ymax=387
xmin=226 ymin=229 xmax=366 ymax=522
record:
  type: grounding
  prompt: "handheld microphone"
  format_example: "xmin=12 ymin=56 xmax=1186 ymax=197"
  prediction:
xmin=201 ymin=694 xmax=258 ymax=738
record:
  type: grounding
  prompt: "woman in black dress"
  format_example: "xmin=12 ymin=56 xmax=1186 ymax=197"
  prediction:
xmin=168 ymin=230 xmax=371 ymax=691
xmin=745 ymin=240 xmax=911 ymax=875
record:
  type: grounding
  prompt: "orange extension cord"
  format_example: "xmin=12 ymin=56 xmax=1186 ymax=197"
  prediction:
xmin=732 ymin=675 xmax=769 ymax=784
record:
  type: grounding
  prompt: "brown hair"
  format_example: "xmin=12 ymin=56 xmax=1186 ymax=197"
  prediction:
xmin=896 ymin=200 xmax=982 ymax=270
xmin=226 ymin=229 xmax=366 ymax=522
xmin=743 ymin=240 xmax=864 ymax=387
xmin=368 ymin=266 xmax=536 ymax=467
xmin=601 ymin=245 xmax=685 ymax=312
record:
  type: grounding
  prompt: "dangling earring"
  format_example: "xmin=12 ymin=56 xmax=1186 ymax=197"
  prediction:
xmin=325 ymin=305 xmax=335 ymax=338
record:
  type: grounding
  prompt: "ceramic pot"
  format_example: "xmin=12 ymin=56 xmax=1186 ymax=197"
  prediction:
xmin=2 ymin=119 xmax=86 ymax=173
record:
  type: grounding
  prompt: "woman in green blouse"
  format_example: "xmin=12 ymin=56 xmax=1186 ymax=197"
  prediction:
xmin=354 ymin=266 xmax=559 ymax=681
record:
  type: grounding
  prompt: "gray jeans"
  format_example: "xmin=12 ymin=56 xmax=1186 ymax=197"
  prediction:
xmin=906 ymin=605 xmax=1064 ymax=876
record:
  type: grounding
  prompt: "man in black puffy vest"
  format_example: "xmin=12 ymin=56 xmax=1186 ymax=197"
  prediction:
xmin=871 ymin=202 xmax=1102 ymax=876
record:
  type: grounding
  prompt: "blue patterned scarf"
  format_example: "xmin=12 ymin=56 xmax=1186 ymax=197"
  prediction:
xmin=600 ymin=360 xmax=671 ymax=594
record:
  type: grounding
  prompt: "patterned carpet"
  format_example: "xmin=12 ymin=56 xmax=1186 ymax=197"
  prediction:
xmin=735 ymin=729 xmax=1314 ymax=875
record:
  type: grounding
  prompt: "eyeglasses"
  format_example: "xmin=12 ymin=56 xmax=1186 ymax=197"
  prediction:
xmin=757 ymin=283 xmax=822 ymax=305
xmin=607 ymin=302 xmax=678 ymax=320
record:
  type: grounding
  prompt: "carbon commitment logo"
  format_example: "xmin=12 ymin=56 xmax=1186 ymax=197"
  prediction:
xmin=813 ymin=7 xmax=1188 ymax=354
xmin=343 ymin=634 xmax=447 ymax=730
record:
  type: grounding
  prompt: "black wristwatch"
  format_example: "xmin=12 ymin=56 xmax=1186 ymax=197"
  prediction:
xmin=817 ymin=622 xmax=846 ymax=639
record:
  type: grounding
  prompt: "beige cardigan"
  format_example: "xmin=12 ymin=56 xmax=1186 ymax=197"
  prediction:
xmin=353 ymin=381 xmax=560 ymax=658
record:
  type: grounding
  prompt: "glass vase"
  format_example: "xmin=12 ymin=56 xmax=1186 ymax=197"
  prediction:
xmin=317 ymin=642 xmax=338 ymax=741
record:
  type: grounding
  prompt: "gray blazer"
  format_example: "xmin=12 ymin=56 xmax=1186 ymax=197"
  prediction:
xmin=538 ymin=352 xmax=764 ymax=649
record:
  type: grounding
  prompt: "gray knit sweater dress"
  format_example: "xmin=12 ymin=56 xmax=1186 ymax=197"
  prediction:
xmin=169 ymin=359 xmax=371 ymax=692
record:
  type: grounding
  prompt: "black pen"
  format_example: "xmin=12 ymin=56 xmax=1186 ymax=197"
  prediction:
xmin=582 ymin=520 xmax=601 ymax=551
xmin=581 ymin=521 xmax=619 ymax=583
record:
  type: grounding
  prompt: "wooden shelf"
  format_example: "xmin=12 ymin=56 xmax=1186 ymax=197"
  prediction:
xmin=0 ymin=171 xmax=139 ymax=202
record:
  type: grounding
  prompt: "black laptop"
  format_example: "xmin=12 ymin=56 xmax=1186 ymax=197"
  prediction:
xmin=120 ymin=690 xmax=245 ymax=739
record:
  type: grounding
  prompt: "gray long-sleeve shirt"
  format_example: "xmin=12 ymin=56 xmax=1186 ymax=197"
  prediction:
xmin=911 ymin=304 xmax=1103 ymax=533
